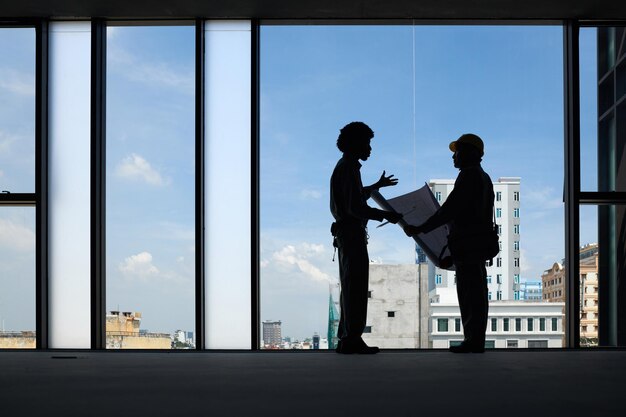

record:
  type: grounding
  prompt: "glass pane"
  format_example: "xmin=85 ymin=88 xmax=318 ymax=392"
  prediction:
xmin=0 ymin=28 xmax=35 ymax=193
xmin=260 ymin=25 xmax=415 ymax=349
xmin=48 ymin=21 xmax=92 ymax=348
xmin=579 ymin=204 xmax=625 ymax=347
xmin=260 ymin=25 xmax=565 ymax=349
xmin=580 ymin=26 xmax=626 ymax=192
xmin=106 ymin=25 xmax=195 ymax=349
xmin=204 ymin=20 xmax=252 ymax=349
xmin=0 ymin=207 xmax=35 ymax=349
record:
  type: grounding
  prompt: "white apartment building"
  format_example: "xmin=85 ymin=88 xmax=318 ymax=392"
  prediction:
xmin=430 ymin=301 xmax=565 ymax=349
xmin=428 ymin=177 xmax=521 ymax=303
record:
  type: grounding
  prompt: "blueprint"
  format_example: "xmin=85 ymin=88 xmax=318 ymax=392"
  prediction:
xmin=371 ymin=184 xmax=453 ymax=269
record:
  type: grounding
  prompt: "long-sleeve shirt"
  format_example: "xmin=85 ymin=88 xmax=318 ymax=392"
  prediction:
xmin=421 ymin=164 xmax=494 ymax=236
xmin=330 ymin=156 xmax=387 ymax=229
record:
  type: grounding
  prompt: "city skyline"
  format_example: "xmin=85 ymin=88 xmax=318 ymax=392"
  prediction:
xmin=0 ymin=24 xmax=602 ymax=343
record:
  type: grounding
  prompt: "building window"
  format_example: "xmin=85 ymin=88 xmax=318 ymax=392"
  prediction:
xmin=488 ymin=292 xmax=492 ymax=301
xmin=514 ymin=224 xmax=520 ymax=234
xmin=455 ymin=318 xmax=461 ymax=332
xmin=507 ymin=340 xmax=518 ymax=348
xmin=497 ymin=290 xmax=502 ymax=300
xmin=437 ymin=319 xmax=449 ymax=332
xmin=363 ymin=326 xmax=372 ymax=333
xmin=503 ymin=318 xmax=510 ymax=332
xmin=528 ymin=340 xmax=548 ymax=348
xmin=435 ymin=191 xmax=442 ymax=202
xmin=540 ymin=318 xmax=546 ymax=331
xmin=527 ymin=318 xmax=534 ymax=331
xmin=497 ymin=225 xmax=502 ymax=235
xmin=435 ymin=274 xmax=442 ymax=285
xmin=496 ymin=191 xmax=502 ymax=201
xmin=514 ymin=257 xmax=520 ymax=267
xmin=496 ymin=258 xmax=502 ymax=267
xmin=514 ymin=274 xmax=520 ymax=283
xmin=514 ymin=240 xmax=520 ymax=251
xmin=499 ymin=240 xmax=502 ymax=250
xmin=387 ymin=311 xmax=395 ymax=318
xmin=368 ymin=291 xmax=372 ymax=298
xmin=515 ymin=318 xmax=522 ymax=331
xmin=491 ymin=318 xmax=497 ymax=332
xmin=487 ymin=275 xmax=492 ymax=284
xmin=514 ymin=208 xmax=520 ymax=217
xmin=496 ymin=208 xmax=502 ymax=218
xmin=514 ymin=291 xmax=520 ymax=300
xmin=496 ymin=274 xmax=502 ymax=284
xmin=551 ymin=318 xmax=558 ymax=331
xmin=513 ymin=191 xmax=520 ymax=201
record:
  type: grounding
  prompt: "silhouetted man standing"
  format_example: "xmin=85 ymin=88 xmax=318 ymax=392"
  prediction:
xmin=405 ymin=134 xmax=494 ymax=353
xmin=330 ymin=122 xmax=402 ymax=354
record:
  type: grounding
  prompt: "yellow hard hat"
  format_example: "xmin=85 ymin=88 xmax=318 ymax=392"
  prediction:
xmin=449 ymin=133 xmax=484 ymax=156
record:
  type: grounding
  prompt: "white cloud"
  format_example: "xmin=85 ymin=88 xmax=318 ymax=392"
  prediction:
xmin=0 ymin=218 xmax=34 ymax=252
xmin=524 ymin=186 xmax=562 ymax=210
xmin=300 ymin=188 xmax=323 ymax=200
xmin=108 ymin=48 xmax=193 ymax=94
xmin=0 ymin=68 xmax=34 ymax=96
xmin=520 ymin=248 xmax=532 ymax=273
xmin=119 ymin=251 xmax=160 ymax=279
xmin=115 ymin=153 xmax=169 ymax=186
xmin=269 ymin=243 xmax=333 ymax=283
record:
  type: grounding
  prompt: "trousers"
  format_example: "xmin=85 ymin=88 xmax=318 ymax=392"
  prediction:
xmin=336 ymin=228 xmax=369 ymax=340
xmin=455 ymin=262 xmax=489 ymax=348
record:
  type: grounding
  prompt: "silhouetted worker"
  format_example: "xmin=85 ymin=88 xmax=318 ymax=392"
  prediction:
xmin=405 ymin=134 xmax=494 ymax=353
xmin=330 ymin=121 xmax=402 ymax=354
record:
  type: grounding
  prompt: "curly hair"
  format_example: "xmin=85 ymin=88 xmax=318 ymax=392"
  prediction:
xmin=336 ymin=122 xmax=374 ymax=153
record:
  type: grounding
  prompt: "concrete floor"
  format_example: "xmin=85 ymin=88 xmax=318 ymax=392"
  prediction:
xmin=0 ymin=350 xmax=624 ymax=416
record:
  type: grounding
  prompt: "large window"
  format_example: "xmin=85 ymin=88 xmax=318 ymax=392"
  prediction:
xmin=0 ymin=27 xmax=36 ymax=349
xmin=579 ymin=25 xmax=626 ymax=347
xmin=260 ymin=24 xmax=565 ymax=349
xmin=105 ymin=24 xmax=195 ymax=349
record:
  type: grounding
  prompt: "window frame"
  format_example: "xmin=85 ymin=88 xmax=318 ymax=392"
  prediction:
xmin=3 ymin=18 xmax=624 ymax=350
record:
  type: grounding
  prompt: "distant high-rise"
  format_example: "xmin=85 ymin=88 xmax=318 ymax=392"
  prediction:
xmin=262 ymin=320 xmax=282 ymax=347
xmin=327 ymin=290 xmax=340 ymax=349
xmin=312 ymin=333 xmax=320 ymax=349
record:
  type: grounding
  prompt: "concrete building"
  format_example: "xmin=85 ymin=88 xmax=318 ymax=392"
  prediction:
xmin=105 ymin=311 xmax=171 ymax=349
xmin=580 ymin=244 xmax=599 ymax=346
xmin=430 ymin=301 xmax=565 ymax=348
xmin=427 ymin=177 xmax=521 ymax=304
xmin=541 ymin=243 xmax=599 ymax=346
xmin=362 ymin=263 xmax=430 ymax=348
xmin=262 ymin=320 xmax=282 ymax=348
xmin=520 ymin=281 xmax=543 ymax=301
xmin=542 ymin=263 xmax=566 ymax=302
xmin=0 ymin=331 xmax=36 ymax=349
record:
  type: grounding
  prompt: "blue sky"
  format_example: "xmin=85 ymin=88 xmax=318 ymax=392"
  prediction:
xmin=0 ymin=24 xmax=601 ymax=342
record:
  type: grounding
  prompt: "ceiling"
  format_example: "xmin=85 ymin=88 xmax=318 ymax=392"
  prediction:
xmin=2 ymin=0 xmax=626 ymax=20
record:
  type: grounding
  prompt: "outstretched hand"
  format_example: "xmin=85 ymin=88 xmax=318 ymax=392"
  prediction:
xmin=375 ymin=171 xmax=398 ymax=189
